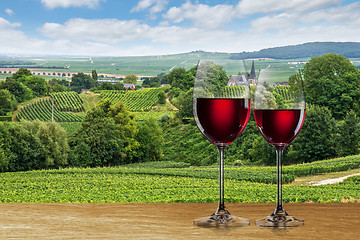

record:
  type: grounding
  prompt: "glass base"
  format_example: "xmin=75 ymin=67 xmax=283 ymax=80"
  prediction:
xmin=194 ymin=209 xmax=250 ymax=228
xmin=255 ymin=209 xmax=304 ymax=227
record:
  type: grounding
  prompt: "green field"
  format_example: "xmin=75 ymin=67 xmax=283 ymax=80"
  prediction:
xmin=0 ymin=156 xmax=359 ymax=203
xmin=0 ymin=52 xmax=307 ymax=77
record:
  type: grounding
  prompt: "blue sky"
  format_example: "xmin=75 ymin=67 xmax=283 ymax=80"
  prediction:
xmin=0 ymin=0 xmax=359 ymax=56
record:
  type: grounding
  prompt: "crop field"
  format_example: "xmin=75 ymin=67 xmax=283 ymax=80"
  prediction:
xmin=100 ymin=88 xmax=162 ymax=112
xmin=0 ymin=53 xmax=309 ymax=78
xmin=16 ymin=92 xmax=85 ymax=122
xmin=0 ymin=155 xmax=359 ymax=203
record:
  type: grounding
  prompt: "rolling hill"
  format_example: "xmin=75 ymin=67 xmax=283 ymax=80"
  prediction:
xmin=230 ymin=42 xmax=360 ymax=59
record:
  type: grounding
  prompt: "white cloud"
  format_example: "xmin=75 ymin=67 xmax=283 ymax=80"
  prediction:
xmin=1 ymin=1 xmax=360 ymax=57
xmin=41 ymin=0 xmax=105 ymax=9
xmin=248 ymin=1 xmax=360 ymax=33
xmin=249 ymin=13 xmax=297 ymax=33
xmin=163 ymin=1 xmax=235 ymax=29
xmin=0 ymin=17 xmax=20 ymax=28
xmin=132 ymin=0 xmax=168 ymax=17
xmin=236 ymin=0 xmax=342 ymax=15
xmin=5 ymin=8 xmax=14 ymax=16
xmin=302 ymin=2 xmax=360 ymax=25
xmin=39 ymin=18 xmax=151 ymax=44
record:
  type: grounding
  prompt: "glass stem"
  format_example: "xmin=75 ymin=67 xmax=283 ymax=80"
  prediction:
xmin=216 ymin=145 xmax=226 ymax=213
xmin=275 ymin=146 xmax=285 ymax=213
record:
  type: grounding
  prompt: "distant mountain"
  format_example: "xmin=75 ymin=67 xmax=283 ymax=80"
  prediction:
xmin=230 ymin=42 xmax=360 ymax=60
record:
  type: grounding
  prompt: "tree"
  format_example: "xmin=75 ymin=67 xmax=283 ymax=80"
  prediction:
xmin=0 ymin=121 xmax=68 ymax=172
xmin=302 ymin=53 xmax=360 ymax=119
xmin=91 ymin=70 xmax=98 ymax=81
xmin=150 ymin=77 xmax=161 ymax=87
xmin=335 ymin=110 xmax=360 ymax=157
xmin=17 ymin=75 xmax=48 ymax=97
xmin=12 ymin=68 xmax=32 ymax=81
xmin=124 ymin=74 xmax=138 ymax=84
xmin=22 ymin=120 xmax=69 ymax=168
xmin=70 ymin=72 xmax=98 ymax=93
xmin=69 ymin=99 xmax=139 ymax=166
xmin=69 ymin=117 xmax=125 ymax=167
xmin=168 ymin=67 xmax=196 ymax=93
xmin=0 ymin=78 xmax=33 ymax=102
xmin=175 ymin=88 xmax=193 ymax=119
xmin=249 ymin=136 xmax=276 ymax=165
xmin=157 ymin=90 xmax=167 ymax=104
xmin=287 ymin=105 xmax=337 ymax=163
xmin=135 ymin=118 xmax=163 ymax=162
xmin=167 ymin=68 xmax=186 ymax=86
xmin=99 ymin=81 xmax=114 ymax=90
xmin=114 ymin=82 xmax=124 ymax=90
xmin=0 ymin=89 xmax=17 ymax=115
xmin=142 ymin=77 xmax=151 ymax=87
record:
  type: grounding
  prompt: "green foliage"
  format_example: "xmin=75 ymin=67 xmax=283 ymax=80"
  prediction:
xmin=157 ymin=89 xmax=166 ymax=104
xmin=343 ymin=175 xmax=360 ymax=184
xmin=134 ymin=118 xmax=163 ymax=162
xmin=283 ymin=154 xmax=360 ymax=177
xmin=12 ymin=68 xmax=32 ymax=80
xmin=70 ymin=72 xmax=97 ymax=93
xmin=0 ymin=121 xmax=68 ymax=172
xmin=0 ymin=78 xmax=33 ymax=102
xmin=124 ymin=74 xmax=138 ymax=84
xmin=173 ymin=88 xmax=193 ymax=119
xmin=162 ymin=123 xmax=217 ymax=165
xmin=69 ymin=100 xmax=139 ymax=166
xmin=17 ymin=75 xmax=48 ymax=97
xmin=249 ymin=136 xmax=276 ymax=165
xmin=91 ymin=69 xmax=98 ymax=81
xmin=1 ymin=155 xmax=360 ymax=202
xmin=166 ymin=68 xmax=186 ymax=88
xmin=0 ymin=145 xmax=9 ymax=172
xmin=0 ymin=89 xmax=17 ymax=115
xmin=302 ymin=53 xmax=360 ymax=119
xmin=287 ymin=105 xmax=337 ymax=163
xmin=100 ymin=88 xmax=161 ymax=112
xmin=335 ymin=110 xmax=360 ymax=157
xmin=69 ymin=117 xmax=125 ymax=167
xmin=50 ymin=91 xmax=84 ymax=112
xmin=16 ymin=96 xmax=84 ymax=122
xmin=21 ymin=120 xmax=69 ymax=168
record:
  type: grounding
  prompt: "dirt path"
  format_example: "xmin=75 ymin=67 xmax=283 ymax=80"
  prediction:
xmin=311 ymin=173 xmax=360 ymax=186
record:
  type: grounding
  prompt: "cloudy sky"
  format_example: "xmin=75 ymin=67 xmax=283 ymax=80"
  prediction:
xmin=0 ymin=0 xmax=359 ymax=56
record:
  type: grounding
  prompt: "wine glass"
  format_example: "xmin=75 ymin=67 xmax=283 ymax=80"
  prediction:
xmin=192 ymin=60 xmax=251 ymax=227
xmin=254 ymin=66 xmax=305 ymax=227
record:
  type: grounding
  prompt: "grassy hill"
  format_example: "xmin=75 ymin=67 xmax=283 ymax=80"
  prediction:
xmin=230 ymin=42 xmax=360 ymax=59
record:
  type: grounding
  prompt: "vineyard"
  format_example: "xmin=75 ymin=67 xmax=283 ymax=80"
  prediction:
xmin=16 ymin=92 xmax=85 ymax=122
xmin=50 ymin=92 xmax=85 ymax=112
xmin=221 ymin=85 xmax=247 ymax=97
xmin=100 ymin=88 xmax=161 ymax=112
xmin=274 ymin=85 xmax=294 ymax=100
xmin=0 ymin=155 xmax=360 ymax=203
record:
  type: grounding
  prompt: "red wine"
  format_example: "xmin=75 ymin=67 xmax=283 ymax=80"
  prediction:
xmin=254 ymin=109 xmax=305 ymax=146
xmin=195 ymin=98 xmax=250 ymax=145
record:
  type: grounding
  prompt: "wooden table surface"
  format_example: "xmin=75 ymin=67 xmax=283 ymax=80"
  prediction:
xmin=1 ymin=203 xmax=359 ymax=239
